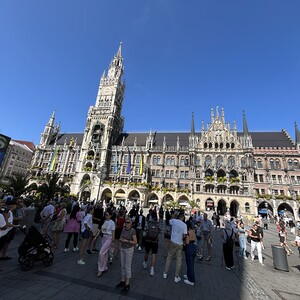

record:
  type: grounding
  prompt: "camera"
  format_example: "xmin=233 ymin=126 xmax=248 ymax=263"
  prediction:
xmin=0 ymin=206 xmax=9 ymax=214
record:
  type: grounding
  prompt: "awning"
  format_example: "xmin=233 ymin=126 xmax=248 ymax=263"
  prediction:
xmin=149 ymin=200 xmax=158 ymax=203
xmin=115 ymin=193 xmax=126 ymax=198
xmin=179 ymin=202 xmax=188 ymax=206
xmin=206 ymin=200 xmax=214 ymax=207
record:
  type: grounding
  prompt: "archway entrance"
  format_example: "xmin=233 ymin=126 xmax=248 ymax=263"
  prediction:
xmin=217 ymin=199 xmax=227 ymax=215
xmin=230 ymin=200 xmax=239 ymax=217
xmin=277 ymin=202 xmax=294 ymax=218
xmin=205 ymin=198 xmax=215 ymax=211
xmin=100 ymin=188 xmax=112 ymax=204
xmin=257 ymin=201 xmax=273 ymax=216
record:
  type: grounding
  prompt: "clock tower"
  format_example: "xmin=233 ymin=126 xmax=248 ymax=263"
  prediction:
xmin=72 ymin=43 xmax=125 ymax=200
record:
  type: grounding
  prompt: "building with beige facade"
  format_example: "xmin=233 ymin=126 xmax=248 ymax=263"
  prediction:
xmin=30 ymin=44 xmax=300 ymax=219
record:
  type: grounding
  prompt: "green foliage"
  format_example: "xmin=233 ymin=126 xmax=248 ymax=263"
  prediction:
xmin=205 ymin=176 xmax=214 ymax=182
xmin=37 ymin=173 xmax=62 ymax=200
xmin=4 ymin=174 xmax=32 ymax=197
xmin=217 ymin=176 xmax=227 ymax=183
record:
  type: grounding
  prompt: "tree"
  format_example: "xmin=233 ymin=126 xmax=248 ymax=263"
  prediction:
xmin=5 ymin=174 xmax=32 ymax=197
xmin=37 ymin=173 xmax=62 ymax=200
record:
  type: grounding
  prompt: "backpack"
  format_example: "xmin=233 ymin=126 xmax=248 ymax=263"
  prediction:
xmin=146 ymin=221 xmax=160 ymax=242
xmin=224 ymin=229 xmax=234 ymax=248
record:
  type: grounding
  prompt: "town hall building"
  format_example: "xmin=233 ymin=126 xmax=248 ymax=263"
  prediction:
xmin=30 ymin=44 xmax=300 ymax=220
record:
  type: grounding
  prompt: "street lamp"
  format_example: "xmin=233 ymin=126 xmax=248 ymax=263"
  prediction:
xmin=96 ymin=165 xmax=107 ymax=202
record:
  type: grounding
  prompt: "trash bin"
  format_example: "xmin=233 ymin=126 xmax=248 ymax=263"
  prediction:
xmin=271 ymin=245 xmax=289 ymax=272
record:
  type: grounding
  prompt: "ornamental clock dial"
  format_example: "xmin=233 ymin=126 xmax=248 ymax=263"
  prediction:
xmin=104 ymin=87 xmax=111 ymax=95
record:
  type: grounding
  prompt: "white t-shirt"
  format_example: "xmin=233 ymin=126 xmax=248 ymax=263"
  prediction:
xmin=200 ymin=219 xmax=213 ymax=232
xmin=170 ymin=219 xmax=187 ymax=245
xmin=81 ymin=213 xmax=93 ymax=233
xmin=40 ymin=204 xmax=55 ymax=218
xmin=0 ymin=211 xmax=13 ymax=237
xmin=295 ymin=236 xmax=300 ymax=245
xmin=101 ymin=220 xmax=115 ymax=235
xmin=0 ymin=214 xmax=7 ymax=237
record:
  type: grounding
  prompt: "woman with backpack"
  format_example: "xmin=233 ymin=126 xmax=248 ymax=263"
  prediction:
xmin=221 ymin=221 xmax=236 ymax=270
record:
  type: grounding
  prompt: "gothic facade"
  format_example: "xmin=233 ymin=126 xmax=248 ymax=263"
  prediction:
xmin=30 ymin=44 xmax=300 ymax=219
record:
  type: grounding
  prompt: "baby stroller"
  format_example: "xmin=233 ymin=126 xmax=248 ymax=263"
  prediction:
xmin=18 ymin=225 xmax=54 ymax=271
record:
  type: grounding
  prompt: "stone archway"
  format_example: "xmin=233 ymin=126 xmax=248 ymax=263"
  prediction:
xmin=100 ymin=188 xmax=112 ymax=204
xmin=217 ymin=199 xmax=227 ymax=216
xmin=205 ymin=198 xmax=215 ymax=211
xmin=147 ymin=193 xmax=159 ymax=207
xmin=128 ymin=190 xmax=141 ymax=206
xmin=277 ymin=202 xmax=294 ymax=218
xmin=114 ymin=189 xmax=126 ymax=206
xmin=230 ymin=200 xmax=239 ymax=217
xmin=258 ymin=201 xmax=273 ymax=215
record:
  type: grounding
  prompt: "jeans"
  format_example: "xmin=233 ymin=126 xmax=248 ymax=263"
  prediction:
xmin=164 ymin=241 xmax=183 ymax=277
xmin=65 ymin=232 xmax=79 ymax=249
xmin=185 ymin=242 xmax=197 ymax=282
xmin=239 ymin=236 xmax=247 ymax=257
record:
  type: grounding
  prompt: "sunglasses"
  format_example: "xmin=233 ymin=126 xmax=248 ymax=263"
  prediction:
xmin=125 ymin=221 xmax=131 ymax=224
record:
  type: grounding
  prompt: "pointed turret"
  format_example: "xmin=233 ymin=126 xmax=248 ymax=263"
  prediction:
xmin=295 ymin=122 xmax=300 ymax=148
xmin=190 ymin=112 xmax=195 ymax=136
xmin=40 ymin=110 xmax=56 ymax=145
xmin=117 ymin=42 xmax=122 ymax=57
xmin=243 ymin=111 xmax=249 ymax=137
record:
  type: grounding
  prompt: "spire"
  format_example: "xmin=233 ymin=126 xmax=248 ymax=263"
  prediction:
xmin=48 ymin=110 xmax=56 ymax=126
xmin=295 ymin=122 xmax=300 ymax=145
xmin=117 ymin=42 xmax=122 ymax=57
xmin=243 ymin=111 xmax=249 ymax=136
xmin=191 ymin=112 xmax=195 ymax=136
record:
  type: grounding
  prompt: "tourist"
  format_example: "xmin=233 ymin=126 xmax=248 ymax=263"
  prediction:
xmin=163 ymin=212 xmax=187 ymax=283
xmin=237 ymin=221 xmax=247 ymax=259
xmin=97 ymin=209 xmax=115 ymax=277
xmin=51 ymin=202 xmax=67 ymax=249
xmin=134 ymin=209 xmax=146 ymax=251
xmin=183 ymin=220 xmax=197 ymax=285
xmin=248 ymin=223 xmax=264 ymax=266
xmin=198 ymin=213 xmax=213 ymax=261
xmin=63 ymin=205 xmax=81 ymax=252
xmin=221 ymin=221 xmax=236 ymax=270
xmin=115 ymin=217 xmax=137 ymax=292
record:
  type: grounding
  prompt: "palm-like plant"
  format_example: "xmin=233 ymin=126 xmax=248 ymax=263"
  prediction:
xmin=5 ymin=174 xmax=32 ymax=197
xmin=37 ymin=173 xmax=62 ymax=200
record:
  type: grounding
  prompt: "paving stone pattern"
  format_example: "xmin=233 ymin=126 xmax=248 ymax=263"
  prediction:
xmin=0 ymin=222 xmax=299 ymax=300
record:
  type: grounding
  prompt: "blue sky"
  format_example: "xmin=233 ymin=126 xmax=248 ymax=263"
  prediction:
xmin=1 ymin=0 xmax=300 ymax=145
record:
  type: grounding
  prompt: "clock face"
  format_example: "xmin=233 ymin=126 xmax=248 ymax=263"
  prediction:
xmin=0 ymin=136 xmax=7 ymax=150
xmin=104 ymin=87 xmax=111 ymax=94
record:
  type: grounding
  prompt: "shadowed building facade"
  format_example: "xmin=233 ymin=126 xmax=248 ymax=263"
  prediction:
xmin=30 ymin=44 xmax=300 ymax=219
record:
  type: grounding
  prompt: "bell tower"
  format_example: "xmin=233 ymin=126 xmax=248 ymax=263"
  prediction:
xmin=72 ymin=43 xmax=126 ymax=199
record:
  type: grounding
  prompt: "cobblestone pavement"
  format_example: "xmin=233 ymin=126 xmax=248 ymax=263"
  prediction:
xmin=0 ymin=222 xmax=299 ymax=300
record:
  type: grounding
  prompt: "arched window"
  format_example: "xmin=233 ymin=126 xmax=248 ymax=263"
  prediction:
xmin=157 ymin=156 xmax=161 ymax=165
xmin=216 ymin=156 xmax=223 ymax=169
xmin=196 ymin=156 xmax=200 ymax=166
xmin=153 ymin=156 xmax=157 ymax=165
xmin=185 ymin=156 xmax=189 ymax=166
xmin=293 ymin=159 xmax=299 ymax=169
xmin=257 ymin=159 xmax=262 ymax=168
xmin=275 ymin=159 xmax=281 ymax=170
xmin=270 ymin=159 xmax=275 ymax=169
xmin=166 ymin=156 xmax=171 ymax=165
xmin=204 ymin=155 xmax=212 ymax=168
xmin=228 ymin=156 xmax=235 ymax=169
xmin=288 ymin=159 xmax=293 ymax=170
xmin=171 ymin=156 xmax=175 ymax=165
xmin=180 ymin=157 xmax=185 ymax=166
xmin=245 ymin=202 xmax=250 ymax=213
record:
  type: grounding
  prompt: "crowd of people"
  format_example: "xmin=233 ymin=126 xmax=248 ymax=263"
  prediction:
xmin=1 ymin=195 xmax=300 ymax=292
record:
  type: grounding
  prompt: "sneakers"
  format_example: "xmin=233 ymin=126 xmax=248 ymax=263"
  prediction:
xmin=243 ymin=256 xmax=248 ymax=260
xmin=251 ymin=257 xmax=254 ymax=261
xmin=150 ymin=267 xmax=154 ymax=276
xmin=138 ymin=246 xmax=141 ymax=251
xmin=143 ymin=261 xmax=148 ymax=269
xmin=183 ymin=274 xmax=188 ymax=279
xmin=64 ymin=248 xmax=70 ymax=253
xmin=226 ymin=267 xmax=231 ymax=271
xmin=73 ymin=247 xmax=79 ymax=252
xmin=174 ymin=276 xmax=181 ymax=283
xmin=163 ymin=272 xmax=167 ymax=279
xmin=115 ymin=281 xmax=125 ymax=288
xmin=184 ymin=279 xmax=194 ymax=286
xmin=77 ymin=259 xmax=85 ymax=265
xmin=109 ymin=258 xmax=113 ymax=265
xmin=260 ymin=263 xmax=265 ymax=266
xmin=123 ymin=284 xmax=130 ymax=292
xmin=206 ymin=256 xmax=211 ymax=261
xmin=86 ymin=250 xmax=92 ymax=255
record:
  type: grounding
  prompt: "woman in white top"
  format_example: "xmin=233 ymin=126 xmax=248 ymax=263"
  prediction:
xmin=97 ymin=209 xmax=115 ymax=277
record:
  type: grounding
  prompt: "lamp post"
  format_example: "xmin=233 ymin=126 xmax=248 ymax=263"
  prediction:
xmin=96 ymin=165 xmax=107 ymax=202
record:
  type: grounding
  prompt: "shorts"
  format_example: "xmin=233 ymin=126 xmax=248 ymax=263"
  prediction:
xmin=145 ymin=240 xmax=158 ymax=254
xmin=81 ymin=229 xmax=90 ymax=239
xmin=279 ymin=236 xmax=285 ymax=243
xmin=5 ymin=228 xmax=16 ymax=243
